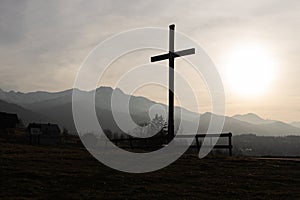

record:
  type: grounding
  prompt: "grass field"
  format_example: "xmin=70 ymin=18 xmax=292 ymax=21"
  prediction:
xmin=1 ymin=140 xmax=300 ymax=200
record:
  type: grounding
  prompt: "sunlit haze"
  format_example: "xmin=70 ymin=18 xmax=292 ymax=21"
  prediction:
xmin=0 ymin=1 xmax=299 ymax=122
xmin=225 ymin=45 xmax=277 ymax=97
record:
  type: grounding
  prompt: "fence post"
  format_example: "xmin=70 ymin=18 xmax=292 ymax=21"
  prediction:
xmin=195 ymin=135 xmax=200 ymax=151
xmin=229 ymin=132 xmax=232 ymax=156
xmin=129 ymin=136 xmax=133 ymax=149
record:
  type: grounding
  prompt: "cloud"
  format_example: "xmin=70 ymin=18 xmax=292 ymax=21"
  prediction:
xmin=0 ymin=0 xmax=300 ymax=121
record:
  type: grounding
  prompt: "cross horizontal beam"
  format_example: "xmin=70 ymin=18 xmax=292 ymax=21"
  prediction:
xmin=173 ymin=48 xmax=195 ymax=58
xmin=150 ymin=52 xmax=169 ymax=62
xmin=151 ymin=48 xmax=195 ymax=62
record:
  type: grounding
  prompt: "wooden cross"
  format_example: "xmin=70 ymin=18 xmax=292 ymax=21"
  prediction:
xmin=151 ymin=24 xmax=195 ymax=140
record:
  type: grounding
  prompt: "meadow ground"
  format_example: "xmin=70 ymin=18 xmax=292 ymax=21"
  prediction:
xmin=1 ymin=139 xmax=300 ymax=200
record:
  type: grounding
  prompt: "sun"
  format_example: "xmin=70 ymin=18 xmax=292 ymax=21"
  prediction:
xmin=226 ymin=45 xmax=277 ymax=97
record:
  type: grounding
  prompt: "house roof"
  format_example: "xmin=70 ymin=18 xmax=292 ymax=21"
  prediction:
xmin=0 ymin=112 xmax=19 ymax=129
xmin=27 ymin=123 xmax=61 ymax=134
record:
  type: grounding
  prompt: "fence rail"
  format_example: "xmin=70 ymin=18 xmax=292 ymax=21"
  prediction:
xmin=176 ymin=132 xmax=233 ymax=156
xmin=110 ymin=132 xmax=233 ymax=156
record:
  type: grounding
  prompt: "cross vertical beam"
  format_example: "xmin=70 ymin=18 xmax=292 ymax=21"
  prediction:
xmin=168 ymin=24 xmax=175 ymax=140
xmin=150 ymin=24 xmax=195 ymax=141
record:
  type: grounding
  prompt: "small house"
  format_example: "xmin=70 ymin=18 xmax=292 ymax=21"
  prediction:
xmin=27 ymin=123 xmax=61 ymax=145
xmin=0 ymin=112 xmax=19 ymax=129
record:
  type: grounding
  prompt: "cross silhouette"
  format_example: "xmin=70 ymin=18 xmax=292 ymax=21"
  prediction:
xmin=151 ymin=24 xmax=195 ymax=140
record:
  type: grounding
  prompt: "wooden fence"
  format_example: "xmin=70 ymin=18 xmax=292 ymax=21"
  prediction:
xmin=176 ymin=132 xmax=233 ymax=156
xmin=110 ymin=132 xmax=233 ymax=156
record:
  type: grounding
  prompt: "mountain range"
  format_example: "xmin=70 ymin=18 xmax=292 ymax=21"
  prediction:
xmin=0 ymin=87 xmax=300 ymax=136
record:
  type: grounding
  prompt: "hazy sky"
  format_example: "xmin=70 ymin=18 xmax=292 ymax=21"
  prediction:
xmin=0 ymin=0 xmax=300 ymax=122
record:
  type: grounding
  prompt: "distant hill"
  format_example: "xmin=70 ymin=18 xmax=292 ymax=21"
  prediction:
xmin=0 ymin=88 xmax=72 ymax=105
xmin=0 ymin=87 xmax=300 ymax=136
xmin=0 ymin=99 xmax=50 ymax=124
xmin=199 ymin=112 xmax=300 ymax=136
xmin=290 ymin=121 xmax=300 ymax=128
xmin=232 ymin=113 xmax=275 ymax=124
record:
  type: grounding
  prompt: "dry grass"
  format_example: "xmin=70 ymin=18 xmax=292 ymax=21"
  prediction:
xmin=1 ymin=139 xmax=300 ymax=200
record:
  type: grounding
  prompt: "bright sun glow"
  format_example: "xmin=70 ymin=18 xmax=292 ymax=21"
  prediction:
xmin=226 ymin=45 xmax=277 ymax=97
